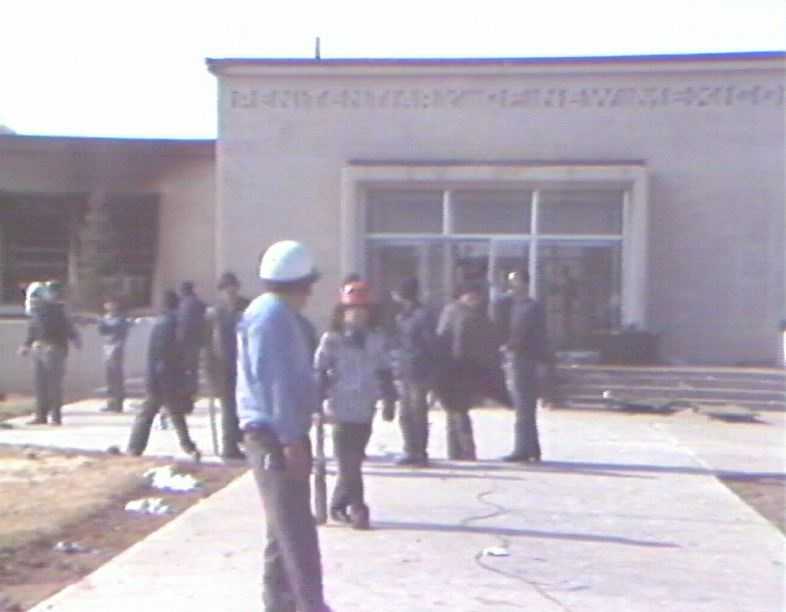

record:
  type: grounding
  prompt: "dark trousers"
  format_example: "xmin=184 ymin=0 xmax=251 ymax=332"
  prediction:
xmin=504 ymin=355 xmax=541 ymax=458
xmin=331 ymin=422 xmax=372 ymax=512
xmin=105 ymin=347 xmax=125 ymax=411
xmin=445 ymin=409 xmax=476 ymax=460
xmin=33 ymin=344 xmax=67 ymax=424
xmin=245 ymin=432 xmax=327 ymax=612
xmin=217 ymin=366 xmax=241 ymax=456
xmin=396 ymin=380 xmax=430 ymax=460
xmin=182 ymin=345 xmax=201 ymax=413
xmin=127 ymin=393 xmax=197 ymax=455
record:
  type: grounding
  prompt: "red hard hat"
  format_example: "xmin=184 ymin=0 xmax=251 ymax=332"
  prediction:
xmin=341 ymin=281 xmax=372 ymax=306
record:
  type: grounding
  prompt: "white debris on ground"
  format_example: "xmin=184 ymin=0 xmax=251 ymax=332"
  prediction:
xmin=53 ymin=541 xmax=88 ymax=554
xmin=125 ymin=497 xmax=171 ymax=515
xmin=481 ymin=546 xmax=510 ymax=557
xmin=144 ymin=465 xmax=201 ymax=492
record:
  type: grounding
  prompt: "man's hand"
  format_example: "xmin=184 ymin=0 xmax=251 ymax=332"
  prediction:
xmin=17 ymin=345 xmax=29 ymax=357
xmin=283 ymin=439 xmax=312 ymax=481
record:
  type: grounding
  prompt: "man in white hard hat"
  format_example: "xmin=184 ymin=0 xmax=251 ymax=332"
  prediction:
xmin=237 ymin=240 xmax=332 ymax=612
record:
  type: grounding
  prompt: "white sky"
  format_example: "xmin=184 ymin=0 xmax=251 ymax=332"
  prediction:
xmin=1 ymin=0 xmax=783 ymax=139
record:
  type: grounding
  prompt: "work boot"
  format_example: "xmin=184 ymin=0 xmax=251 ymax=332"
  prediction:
xmin=100 ymin=404 xmax=122 ymax=413
xmin=502 ymin=452 xmax=530 ymax=463
xmin=187 ymin=447 xmax=202 ymax=464
xmin=27 ymin=418 xmax=47 ymax=425
xmin=330 ymin=507 xmax=351 ymax=524
xmin=395 ymin=455 xmax=420 ymax=466
xmin=349 ymin=504 xmax=370 ymax=530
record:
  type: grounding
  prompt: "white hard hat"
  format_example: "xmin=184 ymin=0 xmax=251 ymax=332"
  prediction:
xmin=24 ymin=282 xmax=49 ymax=315
xmin=258 ymin=240 xmax=319 ymax=283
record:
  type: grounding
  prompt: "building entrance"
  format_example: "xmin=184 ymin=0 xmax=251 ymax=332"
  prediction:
xmin=364 ymin=186 xmax=625 ymax=350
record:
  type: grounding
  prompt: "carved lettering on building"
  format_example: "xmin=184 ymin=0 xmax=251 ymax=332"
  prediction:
xmin=229 ymin=84 xmax=786 ymax=111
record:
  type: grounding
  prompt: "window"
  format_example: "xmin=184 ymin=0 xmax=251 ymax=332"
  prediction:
xmin=0 ymin=192 xmax=159 ymax=308
xmin=366 ymin=190 xmax=443 ymax=234
xmin=0 ymin=194 xmax=70 ymax=304
xmin=363 ymin=182 xmax=630 ymax=348
xmin=538 ymin=190 xmax=623 ymax=235
xmin=452 ymin=190 xmax=531 ymax=234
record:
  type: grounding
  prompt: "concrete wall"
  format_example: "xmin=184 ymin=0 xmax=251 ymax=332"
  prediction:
xmin=154 ymin=156 xmax=218 ymax=306
xmin=0 ymin=319 xmax=152 ymax=397
xmin=213 ymin=56 xmax=785 ymax=364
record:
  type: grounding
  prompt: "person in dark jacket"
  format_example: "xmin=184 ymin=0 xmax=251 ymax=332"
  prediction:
xmin=392 ymin=277 xmax=439 ymax=466
xmin=18 ymin=281 xmax=81 ymax=425
xmin=97 ymin=298 xmax=136 ymax=413
xmin=435 ymin=281 xmax=509 ymax=460
xmin=206 ymin=272 xmax=250 ymax=459
xmin=177 ymin=281 xmax=207 ymax=414
xmin=127 ymin=290 xmax=200 ymax=460
xmin=492 ymin=268 xmax=549 ymax=462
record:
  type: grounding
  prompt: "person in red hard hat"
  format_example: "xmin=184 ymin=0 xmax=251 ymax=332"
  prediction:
xmin=314 ymin=281 xmax=397 ymax=530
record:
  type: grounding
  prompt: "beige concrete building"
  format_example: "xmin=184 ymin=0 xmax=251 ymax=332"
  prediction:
xmin=0 ymin=52 xmax=783 ymax=395
xmin=207 ymin=51 xmax=785 ymax=366
xmin=0 ymin=135 xmax=214 ymax=392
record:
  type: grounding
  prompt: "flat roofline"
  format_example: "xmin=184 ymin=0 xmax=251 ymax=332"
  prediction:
xmin=0 ymin=133 xmax=214 ymax=146
xmin=347 ymin=159 xmax=646 ymax=167
xmin=207 ymin=50 xmax=785 ymax=72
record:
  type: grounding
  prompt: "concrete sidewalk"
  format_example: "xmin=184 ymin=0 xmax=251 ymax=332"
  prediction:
xmin=5 ymin=401 xmax=785 ymax=612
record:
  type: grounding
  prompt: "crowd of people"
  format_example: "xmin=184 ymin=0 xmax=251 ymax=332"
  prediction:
xmin=18 ymin=240 xmax=551 ymax=612
xmin=235 ymin=240 xmax=551 ymax=611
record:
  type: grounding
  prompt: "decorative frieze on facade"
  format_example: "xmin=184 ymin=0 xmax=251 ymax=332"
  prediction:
xmin=230 ymin=83 xmax=785 ymax=111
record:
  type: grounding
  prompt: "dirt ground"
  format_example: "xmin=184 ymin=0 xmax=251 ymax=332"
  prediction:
xmin=720 ymin=473 xmax=785 ymax=534
xmin=0 ymin=446 xmax=246 ymax=611
xmin=0 ymin=397 xmax=35 ymax=423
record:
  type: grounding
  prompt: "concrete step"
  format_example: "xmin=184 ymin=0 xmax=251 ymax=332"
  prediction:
xmin=558 ymin=384 xmax=785 ymax=402
xmin=553 ymin=365 xmax=785 ymax=411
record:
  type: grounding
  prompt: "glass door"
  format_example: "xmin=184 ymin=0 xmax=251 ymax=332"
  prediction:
xmin=366 ymin=239 xmax=448 ymax=307
xmin=488 ymin=239 xmax=531 ymax=304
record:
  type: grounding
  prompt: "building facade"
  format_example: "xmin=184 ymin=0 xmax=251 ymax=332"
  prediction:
xmin=0 ymin=52 xmax=783 ymax=396
xmin=207 ymin=52 xmax=785 ymax=366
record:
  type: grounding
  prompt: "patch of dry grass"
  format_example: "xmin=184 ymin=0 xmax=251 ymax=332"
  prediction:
xmin=0 ymin=447 xmax=159 ymax=550
xmin=0 ymin=396 xmax=35 ymax=422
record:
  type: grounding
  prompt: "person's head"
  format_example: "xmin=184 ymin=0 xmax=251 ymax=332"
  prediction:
xmin=457 ymin=281 xmax=486 ymax=309
xmin=162 ymin=290 xmax=179 ymax=312
xmin=393 ymin=276 xmax=419 ymax=306
xmin=508 ymin=268 xmax=530 ymax=294
xmin=24 ymin=281 xmax=48 ymax=315
xmin=180 ymin=281 xmax=195 ymax=296
xmin=258 ymin=241 xmax=319 ymax=311
xmin=330 ymin=281 xmax=378 ymax=331
xmin=340 ymin=281 xmax=372 ymax=328
xmin=104 ymin=298 xmax=122 ymax=315
xmin=217 ymin=272 xmax=240 ymax=299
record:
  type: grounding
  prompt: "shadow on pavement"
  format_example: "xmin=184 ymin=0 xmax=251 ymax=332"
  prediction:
xmin=375 ymin=520 xmax=680 ymax=548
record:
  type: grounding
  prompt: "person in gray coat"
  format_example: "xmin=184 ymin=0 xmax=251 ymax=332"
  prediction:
xmin=435 ymin=281 xmax=510 ymax=460
xmin=392 ymin=277 xmax=439 ymax=467
xmin=315 ymin=281 xmax=397 ymax=529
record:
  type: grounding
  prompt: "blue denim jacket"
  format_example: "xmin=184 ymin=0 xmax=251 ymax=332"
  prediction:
xmin=236 ymin=293 xmax=319 ymax=444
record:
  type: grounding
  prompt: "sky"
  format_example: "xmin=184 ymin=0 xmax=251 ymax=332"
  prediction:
xmin=1 ymin=0 xmax=783 ymax=139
